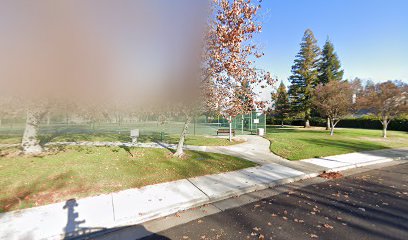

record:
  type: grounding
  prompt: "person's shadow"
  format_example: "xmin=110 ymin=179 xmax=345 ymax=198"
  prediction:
xmin=62 ymin=198 xmax=170 ymax=240
xmin=63 ymin=199 xmax=86 ymax=239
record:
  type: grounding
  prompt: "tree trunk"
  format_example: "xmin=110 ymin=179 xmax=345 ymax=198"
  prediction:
xmin=46 ymin=112 xmax=51 ymax=125
xmin=326 ymin=117 xmax=330 ymax=130
xmin=304 ymin=119 xmax=310 ymax=128
xmin=21 ymin=110 xmax=44 ymax=155
xmin=329 ymin=118 xmax=335 ymax=136
xmin=281 ymin=120 xmax=284 ymax=127
xmin=382 ymin=119 xmax=388 ymax=138
xmin=304 ymin=109 xmax=311 ymax=128
xmin=174 ymin=114 xmax=192 ymax=158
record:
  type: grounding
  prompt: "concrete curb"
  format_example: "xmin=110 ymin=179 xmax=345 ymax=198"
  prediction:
xmin=325 ymin=158 xmax=395 ymax=173
xmin=301 ymin=148 xmax=408 ymax=172
xmin=61 ymin=157 xmax=404 ymax=239
xmin=101 ymin=155 xmax=408 ymax=234
xmin=98 ymin=171 xmax=321 ymax=239
xmin=105 ymin=195 xmax=211 ymax=234
xmin=1 ymin=147 xmax=407 ymax=239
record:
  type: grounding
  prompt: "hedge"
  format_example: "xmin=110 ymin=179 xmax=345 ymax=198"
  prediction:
xmin=267 ymin=117 xmax=408 ymax=132
xmin=336 ymin=118 xmax=408 ymax=132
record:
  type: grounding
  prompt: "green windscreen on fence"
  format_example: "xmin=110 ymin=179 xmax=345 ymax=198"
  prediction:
xmin=0 ymin=111 xmax=266 ymax=143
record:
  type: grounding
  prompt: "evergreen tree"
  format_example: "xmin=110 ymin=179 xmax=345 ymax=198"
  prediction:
xmin=318 ymin=39 xmax=344 ymax=84
xmin=318 ymin=38 xmax=344 ymax=129
xmin=288 ymin=29 xmax=321 ymax=128
xmin=272 ymin=81 xmax=290 ymax=126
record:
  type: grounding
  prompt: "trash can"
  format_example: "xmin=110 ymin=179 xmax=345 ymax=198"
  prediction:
xmin=257 ymin=128 xmax=264 ymax=136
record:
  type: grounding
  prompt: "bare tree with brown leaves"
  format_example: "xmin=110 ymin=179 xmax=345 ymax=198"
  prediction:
xmin=173 ymin=0 xmax=274 ymax=157
xmin=357 ymin=81 xmax=408 ymax=138
xmin=204 ymin=0 xmax=273 ymax=127
xmin=312 ymin=81 xmax=354 ymax=136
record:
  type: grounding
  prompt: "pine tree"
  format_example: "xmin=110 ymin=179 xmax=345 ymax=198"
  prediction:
xmin=318 ymin=39 xmax=344 ymax=84
xmin=272 ymin=81 xmax=290 ymax=126
xmin=288 ymin=29 xmax=321 ymax=128
xmin=318 ymin=38 xmax=344 ymax=129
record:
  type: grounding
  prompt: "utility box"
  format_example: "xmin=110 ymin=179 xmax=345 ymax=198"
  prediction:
xmin=130 ymin=129 xmax=140 ymax=143
xmin=257 ymin=128 xmax=264 ymax=136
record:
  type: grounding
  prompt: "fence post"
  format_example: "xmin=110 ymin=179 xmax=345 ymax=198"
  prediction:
xmin=264 ymin=113 xmax=267 ymax=135
xmin=250 ymin=112 xmax=252 ymax=134
xmin=229 ymin=116 xmax=232 ymax=142
xmin=194 ymin=116 xmax=196 ymax=136
xmin=241 ymin=115 xmax=244 ymax=135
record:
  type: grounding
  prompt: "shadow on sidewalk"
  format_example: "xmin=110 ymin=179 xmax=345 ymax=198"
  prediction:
xmin=62 ymin=199 xmax=170 ymax=240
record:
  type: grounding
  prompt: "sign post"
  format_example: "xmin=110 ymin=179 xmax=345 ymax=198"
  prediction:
xmin=254 ymin=118 xmax=259 ymax=135
xmin=130 ymin=129 xmax=139 ymax=144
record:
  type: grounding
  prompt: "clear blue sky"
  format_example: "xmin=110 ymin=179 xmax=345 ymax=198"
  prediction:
xmin=255 ymin=0 xmax=408 ymax=86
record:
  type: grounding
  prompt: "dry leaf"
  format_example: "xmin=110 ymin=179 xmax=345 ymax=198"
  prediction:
xmin=323 ymin=223 xmax=334 ymax=229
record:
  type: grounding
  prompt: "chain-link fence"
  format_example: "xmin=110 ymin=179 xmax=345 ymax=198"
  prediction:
xmin=0 ymin=111 xmax=266 ymax=143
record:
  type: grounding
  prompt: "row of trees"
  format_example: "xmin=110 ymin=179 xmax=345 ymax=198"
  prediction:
xmin=271 ymin=29 xmax=408 ymax=137
xmin=287 ymin=29 xmax=344 ymax=128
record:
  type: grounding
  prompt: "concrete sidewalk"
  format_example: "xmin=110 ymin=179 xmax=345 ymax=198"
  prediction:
xmin=202 ymin=135 xmax=328 ymax=173
xmin=0 ymin=144 xmax=407 ymax=239
xmin=302 ymin=147 xmax=408 ymax=171
xmin=0 ymin=163 xmax=307 ymax=240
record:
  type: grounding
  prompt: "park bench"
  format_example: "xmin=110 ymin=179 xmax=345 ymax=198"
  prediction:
xmin=217 ymin=128 xmax=235 ymax=136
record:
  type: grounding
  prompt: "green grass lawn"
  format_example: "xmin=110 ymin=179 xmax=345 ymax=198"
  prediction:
xmin=0 ymin=133 xmax=243 ymax=146
xmin=266 ymin=126 xmax=408 ymax=160
xmin=162 ymin=134 xmax=244 ymax=146
xmin=0 ymin=146 xmax=255 ymax=212
xmin=0 ymin=135 xmax=21 ymax=144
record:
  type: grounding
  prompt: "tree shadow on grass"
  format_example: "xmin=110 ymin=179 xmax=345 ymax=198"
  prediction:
xmin=266 ymin=127 xmax=302 ymax=134
xmin=119 ymin=145 xmax=134 ymax=157
xmin=298 ymin=138 xmax=391 ymax=154
xmin=39 ymin=132 xmax=131 ymax=145
xmin=160 ymin=150 xmax=253 ymax=179
xmin=0 ymin=171 xmax=75 ymax=212
xmin=39 ymin=132 xmax=64 ymax=145
xmin=153 ymin=141 xmax=176 ymax=154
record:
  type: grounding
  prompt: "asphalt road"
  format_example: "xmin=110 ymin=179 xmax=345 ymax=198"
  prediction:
xmin=143 ymin=163 xmax=408 ymax=240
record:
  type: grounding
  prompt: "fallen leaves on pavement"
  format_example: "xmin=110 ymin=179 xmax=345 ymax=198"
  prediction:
xmin=318 ymin=171 xmax=343 ymax=179
xmin=323 ymin=223 xmax=334 ymax=229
